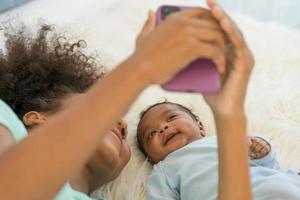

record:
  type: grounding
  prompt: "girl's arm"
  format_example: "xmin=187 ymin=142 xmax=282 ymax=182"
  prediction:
xmin=206 ymin=0 xmax=254 ymax=200
xmin=0 ymin=8 xmax=226 ymax=200
xmin=214 ymin=112 xmax=251 ymax=200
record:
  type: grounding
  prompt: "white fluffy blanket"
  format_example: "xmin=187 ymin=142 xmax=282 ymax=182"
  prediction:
xmin=1 ymin=0 xmax=300 ymax=199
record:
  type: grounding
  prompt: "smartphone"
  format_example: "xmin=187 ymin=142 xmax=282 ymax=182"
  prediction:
xmin=157 ymin=5 xmax=221 ymax=94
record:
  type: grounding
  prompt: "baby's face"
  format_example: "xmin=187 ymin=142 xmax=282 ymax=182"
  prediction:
xmin=137 ymin=104 xmax=205 ymax=163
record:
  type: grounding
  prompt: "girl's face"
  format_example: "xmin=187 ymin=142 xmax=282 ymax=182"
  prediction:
xmin=137 ymin=104 xmax=205 ymax=163
xmin=63 ymin=94 xmax=131 ymax=182
xmin=23 ymin=93 xmax=131 ymax=182
xmin=87 ymin=117 xmax=131 ymax=182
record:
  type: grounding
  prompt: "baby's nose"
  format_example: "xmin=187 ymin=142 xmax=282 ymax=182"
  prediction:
xmin=159 ymin=125 xmax=169 ymax=134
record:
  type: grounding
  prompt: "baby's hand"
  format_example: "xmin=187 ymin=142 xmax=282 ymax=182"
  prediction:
xmin=247 ymin=137 xmax=271 ymax=159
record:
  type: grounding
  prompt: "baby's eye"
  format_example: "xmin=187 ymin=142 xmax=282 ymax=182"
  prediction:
xmin=167 ymin=115 xmax=177 ymax=122
xmin=148 ymin=131 xmax=157 ymax=139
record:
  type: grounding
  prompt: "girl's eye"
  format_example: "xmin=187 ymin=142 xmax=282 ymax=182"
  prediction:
xmin=167 ymin=115 xmax=177 ymax=122
xmin=148 ymin=131 xmax=157 ymax=139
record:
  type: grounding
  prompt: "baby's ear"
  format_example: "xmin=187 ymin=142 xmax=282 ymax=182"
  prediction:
xmin=197 ymin=121 xmax=206 ymax=137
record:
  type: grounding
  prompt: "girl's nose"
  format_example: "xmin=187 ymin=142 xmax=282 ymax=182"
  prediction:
xmin=117 ymin=119 xmax=128 ymax=139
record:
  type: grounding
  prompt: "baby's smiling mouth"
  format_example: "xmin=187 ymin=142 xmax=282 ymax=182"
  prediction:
xmin=163 ymin=132 xmax=179 ymax=146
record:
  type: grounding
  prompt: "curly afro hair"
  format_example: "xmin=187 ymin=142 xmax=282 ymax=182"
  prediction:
xmin=0 ymin=24 xmax=105 ymax=120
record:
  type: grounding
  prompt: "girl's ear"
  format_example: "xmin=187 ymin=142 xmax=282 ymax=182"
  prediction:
xmin=198 ymin=121 xmax=206 ymax=137
xmin=23 ymin=111 xmax=47 ymax=129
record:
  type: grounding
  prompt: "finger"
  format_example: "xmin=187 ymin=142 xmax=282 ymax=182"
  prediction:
xmin=191 ymin=28 xmax=227 ymax=58
xmin=207 ymin=0 xmax=216 ymax=7
xmin=252 ymin=137 xmax=268 ymax=147
xmin=147 ymin=10 xmax=156 ymax=29
xmin=250 ymin=139 xmax=260 ymax=153
xmin=254 ymin=143 xmax=269 ymax=158
xmin=139 ymin=10 xmax=156 ymax=36
xmin=250 ymin=137 xmax=259 ymax=145
xmin=220 ymin=18 xmax=245 ymax=50
xmin=257 ymin=143 xmax=267 ymax=153
xmin=207 ymin=0 xmax=233 ymax=27
xmin=261 ymin=143 xmax=270 ymax=154
xmin=247 ymin=138 xmax=252 ymax=148
xmin=180 ymin=7 xmax=212 ymax=19
xmin=254 ymin=137 xmax=271 ymax=150
xmin=259 ymin=147 xmax=268 ymax=156
xmin=252 ymin=137 xmax=271 ymax=154
xmin=184 ymin=17 xmax=228 ymax=51
xmin=254 ymin=141 xmax=266 ymax=153
xmin=193 ymin=41 xmax=225 ymax=74
xmin=187 ymin=18 xmax=220 ymax=31
xmin=251 ymin=137 xmax=262 ymax=144
xmin=208 ymin=1 xmax=246 ymax=50
xmin=249 ymin=152 xmax=257 ymax=159
xmin=252 ymin=139 xmax=262 ymax=151
xmin=251 ymin=149 xmax=264 ymax=159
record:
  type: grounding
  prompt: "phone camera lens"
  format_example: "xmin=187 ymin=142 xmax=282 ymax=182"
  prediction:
xmin=161 ymin=6 xmax=180 ymax=20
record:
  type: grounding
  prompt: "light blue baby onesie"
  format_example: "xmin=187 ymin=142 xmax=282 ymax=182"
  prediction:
xmin=147 ymin=136 xmax=300 ymax=200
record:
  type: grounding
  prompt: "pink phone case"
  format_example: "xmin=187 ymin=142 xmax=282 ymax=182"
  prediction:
xmin=157 ymin=5 xmax=221 ymax=94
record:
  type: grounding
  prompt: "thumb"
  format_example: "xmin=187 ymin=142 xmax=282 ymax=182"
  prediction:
xmin=247 ymin=137 xmax=252 ymax=149
xmin=140 ymin=10 xmax=156 ymax=35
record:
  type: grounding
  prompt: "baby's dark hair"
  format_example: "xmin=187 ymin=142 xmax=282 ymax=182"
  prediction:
xmin=137 ymin=100 xmax=199 ymax=158
xmin=0 ymin=23 xmax=105 ymax=120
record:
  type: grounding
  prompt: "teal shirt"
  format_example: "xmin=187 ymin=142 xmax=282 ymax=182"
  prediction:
xmin=0 ymin=100 xmax=27 ymax=142
xmin=147 ymin=136 xmax=300 ymax=200
xmin=0 ymin=100 xmax=100 ymax=200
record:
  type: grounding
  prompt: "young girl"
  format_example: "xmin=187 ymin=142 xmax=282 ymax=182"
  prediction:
xmin=0 ymin=24 xmax=130 ymax=199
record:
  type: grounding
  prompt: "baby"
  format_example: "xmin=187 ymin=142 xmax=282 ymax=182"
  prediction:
xmin=137 ymin=101 xmax=300 ymax=200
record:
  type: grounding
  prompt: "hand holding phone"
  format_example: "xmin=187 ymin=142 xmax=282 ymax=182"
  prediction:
xmin=157 ymin=5 xmax=221 ymax=94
